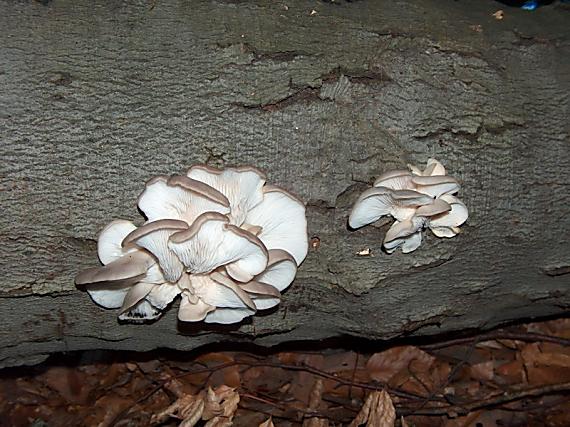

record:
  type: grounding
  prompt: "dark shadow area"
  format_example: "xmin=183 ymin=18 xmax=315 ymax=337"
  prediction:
xmin=2 ymin=311 xmax=568 ymax=378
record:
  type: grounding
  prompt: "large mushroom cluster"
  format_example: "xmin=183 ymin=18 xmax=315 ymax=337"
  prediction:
xmin=76 ymin=165 xmax=308 ymax=324
xmin=348 ymin=159 xmax=468 ymax=253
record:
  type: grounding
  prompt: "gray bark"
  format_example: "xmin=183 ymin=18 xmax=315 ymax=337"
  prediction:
xmin=1 ymin=0 xmax=569 ymax=368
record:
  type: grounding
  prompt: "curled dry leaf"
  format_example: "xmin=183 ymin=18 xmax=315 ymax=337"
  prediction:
xmin=151 ymin=394 xmax=203 ymax=425
xmin=308 ymin=379 xmax=324 ymax=410
xmin=303 ymin=379 xmax=327 ymax=426
xmin=179 ymin=400 xmax=206 ymax=427
xmin=349 ymin=390 xmax=395 ymax=427
xmin=203 ymin=385 xmax=240 ymax=422
xmin=204 ymin=418 xmax=234 ymax=427
xmin=151 ymin=385 xmax=239 ymax=427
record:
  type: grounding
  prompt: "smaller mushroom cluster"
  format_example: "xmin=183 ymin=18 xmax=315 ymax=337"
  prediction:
xmin=76 ymin=165 xmax=308 ymax=324
xmin=348 ymin=159 xmax=468 ymax=253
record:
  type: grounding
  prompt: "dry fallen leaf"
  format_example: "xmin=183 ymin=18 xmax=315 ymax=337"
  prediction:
xmin=303 ymin=379 xmax=327 ymax=426
xmin=179 ymin=400 xmax=206 ymax=427
xmin=151 ymin=394 xmax=203 ymax=425
xmin=366 ymin=346 xmax=435 ymax=383
xmin=304 ymin=419 xmax=329 ymax=427
xmin=470 ymin=361 xmax=495 ymax=382
xmin=203 ymin=385 xmax=240 ymax=425
xmin=349 ymin=390 xmax=395 ymax=427
xmin=259 ymin=418 xmax=275 ymax=427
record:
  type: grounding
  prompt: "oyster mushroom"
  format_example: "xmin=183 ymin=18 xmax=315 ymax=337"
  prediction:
xmin=76 ymin=164 xmax=308 ymax=325
xmin=348 ymin=159 xmax=468 ymax=253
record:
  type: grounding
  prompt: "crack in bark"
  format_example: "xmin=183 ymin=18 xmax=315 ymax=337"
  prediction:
xmin=232 ymin=87 xmax=322 ymax=111
xmin=542 ymin=265 xmax=570 ymax=277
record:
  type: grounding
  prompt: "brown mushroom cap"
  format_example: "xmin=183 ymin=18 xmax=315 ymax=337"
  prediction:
xmin=167 ymin=175 xmax=230 ymax=208
xmin=75 ymin=251 xmax=154 ymax=286
xmin=119 ymin=281 xmax=155 ymax=315
xmin=169 ymin=212 xmax=228 ymax=244
xmin=122 ymin=219 xmax=188 ymax=247
xmin=240 ymin=281 xmax=282 ymax=298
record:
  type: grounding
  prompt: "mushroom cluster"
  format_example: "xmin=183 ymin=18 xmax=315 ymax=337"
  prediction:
xmin=348 ymin=159 xmax=468 ymax=253
xmin=76 ymin=165 xmax=308 ymax=324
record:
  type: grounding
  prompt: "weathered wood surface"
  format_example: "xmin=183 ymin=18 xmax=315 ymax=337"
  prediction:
xmin=1 ymin=0 xmax=569 ymax=368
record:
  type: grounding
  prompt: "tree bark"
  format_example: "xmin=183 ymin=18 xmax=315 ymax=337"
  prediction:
xmin=1 ymin=0 xmax=569 ymax=368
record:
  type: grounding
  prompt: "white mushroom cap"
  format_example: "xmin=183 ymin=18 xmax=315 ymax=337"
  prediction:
xmin=122 ymin=219 xmax=188 ymax=283
xmin=168 ymin=212 xmax=269 ymax=281
xmin=147 ymin=282 xmax=182 ymax=311
xmin=252 ymin=249 xmax=297 ymax=292
xmin=187 ymin=165 xmax=267 ymax=225
xmin=408 ymin=158 xmax=446 ymax=176
xmin=383 ymin=217 xmax=426 ymax=254
xmin=240 ymin=281 xmax=282 ymax=298
xmin=175 ymin=272 xmax=257 ymax=324
xmin=384 ymin=230 xmax=423 ymax=254
xmin=429 ymin=194 xmax=469 ymax=237
xmin=137 ymin=175 xmax=230 ymax=224
xmin=204 ymin=307 xmax=256 ymax=324
xmin=178 ymin=295 xmax=215 ymax=322
xmin=83 ymin=284 xmax=130 ymax=309
xmin=81 ymin=219 xmax=142 ymax=309
xmin=82 ymin=261 xmax=165 ymax=310
xmin=415 ymin=198 xmax=451 ymax=217
xmin=411 ymin=175 xmax=460 ymax=198
xmin=188 ymin=273 xmax=254 ymax=309
xmin=348 ymin=187 xmax=433 ymax=229
xmin=97 ymin=220 xmax=138 ymax=265
xmin=244 ymin=185 xmax=308 ymax=266
xmin=373 ymin=170 xmax=414 ymax=190
xmin=424 ymin=158 xmax=446 ymax=176
xmin=210 ymin=271 xmax=256 ymax=310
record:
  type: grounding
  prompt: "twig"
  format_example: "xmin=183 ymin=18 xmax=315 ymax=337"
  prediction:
xmin=398 ymin=381 xmax=570 ymax=416
xmin=421 ymin=331 xmax=570 ymax=350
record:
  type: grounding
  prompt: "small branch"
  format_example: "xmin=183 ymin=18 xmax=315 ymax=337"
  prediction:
xmin=421 ymin=331 xmax=570 ymax=350
xmin=399 ymin=381 xmax=570 ymax=416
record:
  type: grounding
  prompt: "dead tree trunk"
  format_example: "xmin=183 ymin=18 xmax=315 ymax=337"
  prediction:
xmin=1 ymin=0 xmax=569 ymax=368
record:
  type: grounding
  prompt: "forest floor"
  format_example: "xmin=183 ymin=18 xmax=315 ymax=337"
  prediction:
xmin=1 ymin=317 xmax=570 ymax=427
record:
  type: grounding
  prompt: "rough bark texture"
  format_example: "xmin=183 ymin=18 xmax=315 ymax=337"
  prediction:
xmin=1 ymin=0 xmax=569 ymax=368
